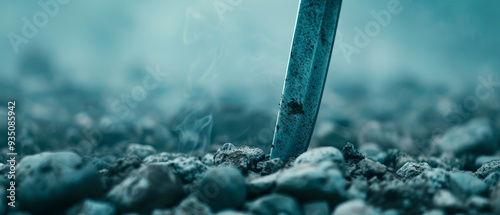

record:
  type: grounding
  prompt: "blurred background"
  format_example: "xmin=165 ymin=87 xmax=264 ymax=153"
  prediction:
xmin=1 ymin=0 xmax=499 ymax=158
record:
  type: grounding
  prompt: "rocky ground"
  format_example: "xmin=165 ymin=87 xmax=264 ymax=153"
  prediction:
xmin=1 ymin=75 xmax=500 ymax=215
xmin=1 ymin=116 xmax=500 ymax=215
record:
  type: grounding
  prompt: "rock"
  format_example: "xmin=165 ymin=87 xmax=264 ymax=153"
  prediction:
xmin=448 ymin=172 xmax=487 ymax=197
xmin=257 ymin=158 xmax=284 ymax=176
xmin=152 ymin=196 xmax=212 ymax=215
xmin=275 ymin=162 xmax=346 ymax=204
xmin=357 ymin=158 xmax=387 ymax=178
xmin=432 ymin=189 xmax=462 ymax=210
xmin=475 ymin=156 xmax=500 ymax=169
xmin=422 ymin=209 xmax=445 ymax=215
xmin=126 ymin=143 xmax=156 ymax=159
xmin=484 ymin=172 xmax=500 ymax=187
xmin=195 ymin=166 xmax=246 ymax=212
xmin=302 ymin=201 xmax=329 ymax=215
xmin=396 ymin=162 xmax=431 ymax=179
xmin=17 ymin=152 xmax=102 ymax=214
xmin=437 ymin=153 xmax=462 ymax=170
xmin=246 ymin=194 xmax=301 ymax=215
xmin=103 ymin=156 xmax=142 ymax=189
xmin=475 ymin=159 xmax=500 ymax=178
xmin=465 ymin=196 xmax=490 ymax=211
xmin=359 ymin=143 xmax=386 ymax=162
xmin=347 ymin=178 xmax=368 ymax=199
xmin=213 ymin=143 xmax=265 ymax=172
xmin=202 ymin=153 xmax=214 ymax=166
xmin=246 ymin=172 xmax=280 ymax=198
xmin=144 ymin=153 xmax=209 ymax=183
xmin=342 ymin=143 xmax=365 ymax=163
xmin=368 ymin=179 xmax=434 ymax=214
xmin=414 ymin=168 xmax=450 ymax=189
xmin=383 ymin=149 xmax=416 ymax=170
xmin=332 ymin=200 xmax=380 ymax=215
xmin=66 ymin=199 xmax=116 ymax=215
xmin=216 ymin=210 xmax=247 ymax=215
xmin=144 ymin=152 xmax=184 ymax=163
xmin=107 ymin=164 xmax=185 ymax=213
xmin=148 ymin=156 xmax=208 ymax=183
xmin=437 ymin=118 xmax=496 ymax=155
xmin=491 ymin=183 xmax=500 ymax=214
xmin=294 ymin=146 xmax=344 ymax=167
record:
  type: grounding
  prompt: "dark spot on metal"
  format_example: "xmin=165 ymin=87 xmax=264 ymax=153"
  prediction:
xmin=287 ymin=98 xmax=305 ymax=115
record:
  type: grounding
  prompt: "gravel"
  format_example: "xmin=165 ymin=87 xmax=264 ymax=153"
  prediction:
xmin=7 ymin=118 xmax=500 ymax=215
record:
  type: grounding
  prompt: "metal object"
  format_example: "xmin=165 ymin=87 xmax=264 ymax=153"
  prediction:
xmin=270 ymin=0 xmax=343 ymax=161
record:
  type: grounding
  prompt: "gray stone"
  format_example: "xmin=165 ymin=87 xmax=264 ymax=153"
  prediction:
xmin=347 ymin=178 xmax=368 ymax=199
xmin=359 ymin=143 xmax=386 ymax=162
xmin=149 ymin=156 xmax=208 ymax=183
xmin=465 ymin=196 xmax=490 ymax=211
xmin=213 ymin=143 xmax=265 ymax=172
xmin=126 ymin=143 xmax=156 ymax=159
xmin=217 ymin=210 xmax=248 ymax=215
xmin=17 ymin=152 xmax=102 ymax=214
xmin=294 ymin=146 xmax=344 ymax=167
xmin=449 ymin=172 xmax=487 ymax=197
xmin=103 ymin=156 xmax=142 ymax=189
xmin=475 ymin=156 xmax=500 ymax=169
xmin=143 ymin=152 xmax=184 ymax=163
xmin=195 ymin=166 xmax=246 ymax=212
xmin=67 ymin=199 xmax=116 ymax=215
xmin=414 ymin=168 xmax=450 ymax=189
xmin=246 ymin=172 xmax=280 ymax=198
xmin=302 ymin=201 xmax=329 ymax=215
xmin=257 ymin=158 xmax=284 ymax=176
xmin=437 ymin=118 xmax=496 ymax=155
xmin=475 ymin=159 xmax=500 ymax=178
xmin=422 ymin=209 xmax=445 ymax=215
xmin=246 ymin=194 xmax=301 ymax=215
xmin=357 ymin=158 xmax=387 ymax=178
xmin=332 ymin=200 xmax=380 ymax=215
xmin=275 ymin=162 xmax=346 ymax=204
xmin=432 ymin=189 xmax=462 ymax=210
xmin=342 ymin=143 xmax=365 ymax=163
xmin=484 ymin=172 xmax=500 ymax=187
xmin=491 ymin=183 xmax=500 ymax=214
xmin=202 ymin=153 xmax=214 ymax=166
xmin=107 ymin=164 xmax=185 ymax=213
xmin=152 ymin=196 xmax=213 ymax=215
xmin=396 ymin=162 xmax=432 ymax=179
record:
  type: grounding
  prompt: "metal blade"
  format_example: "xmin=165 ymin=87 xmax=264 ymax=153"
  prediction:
xmin=270 ymin=0 xmax=343 ymax=161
